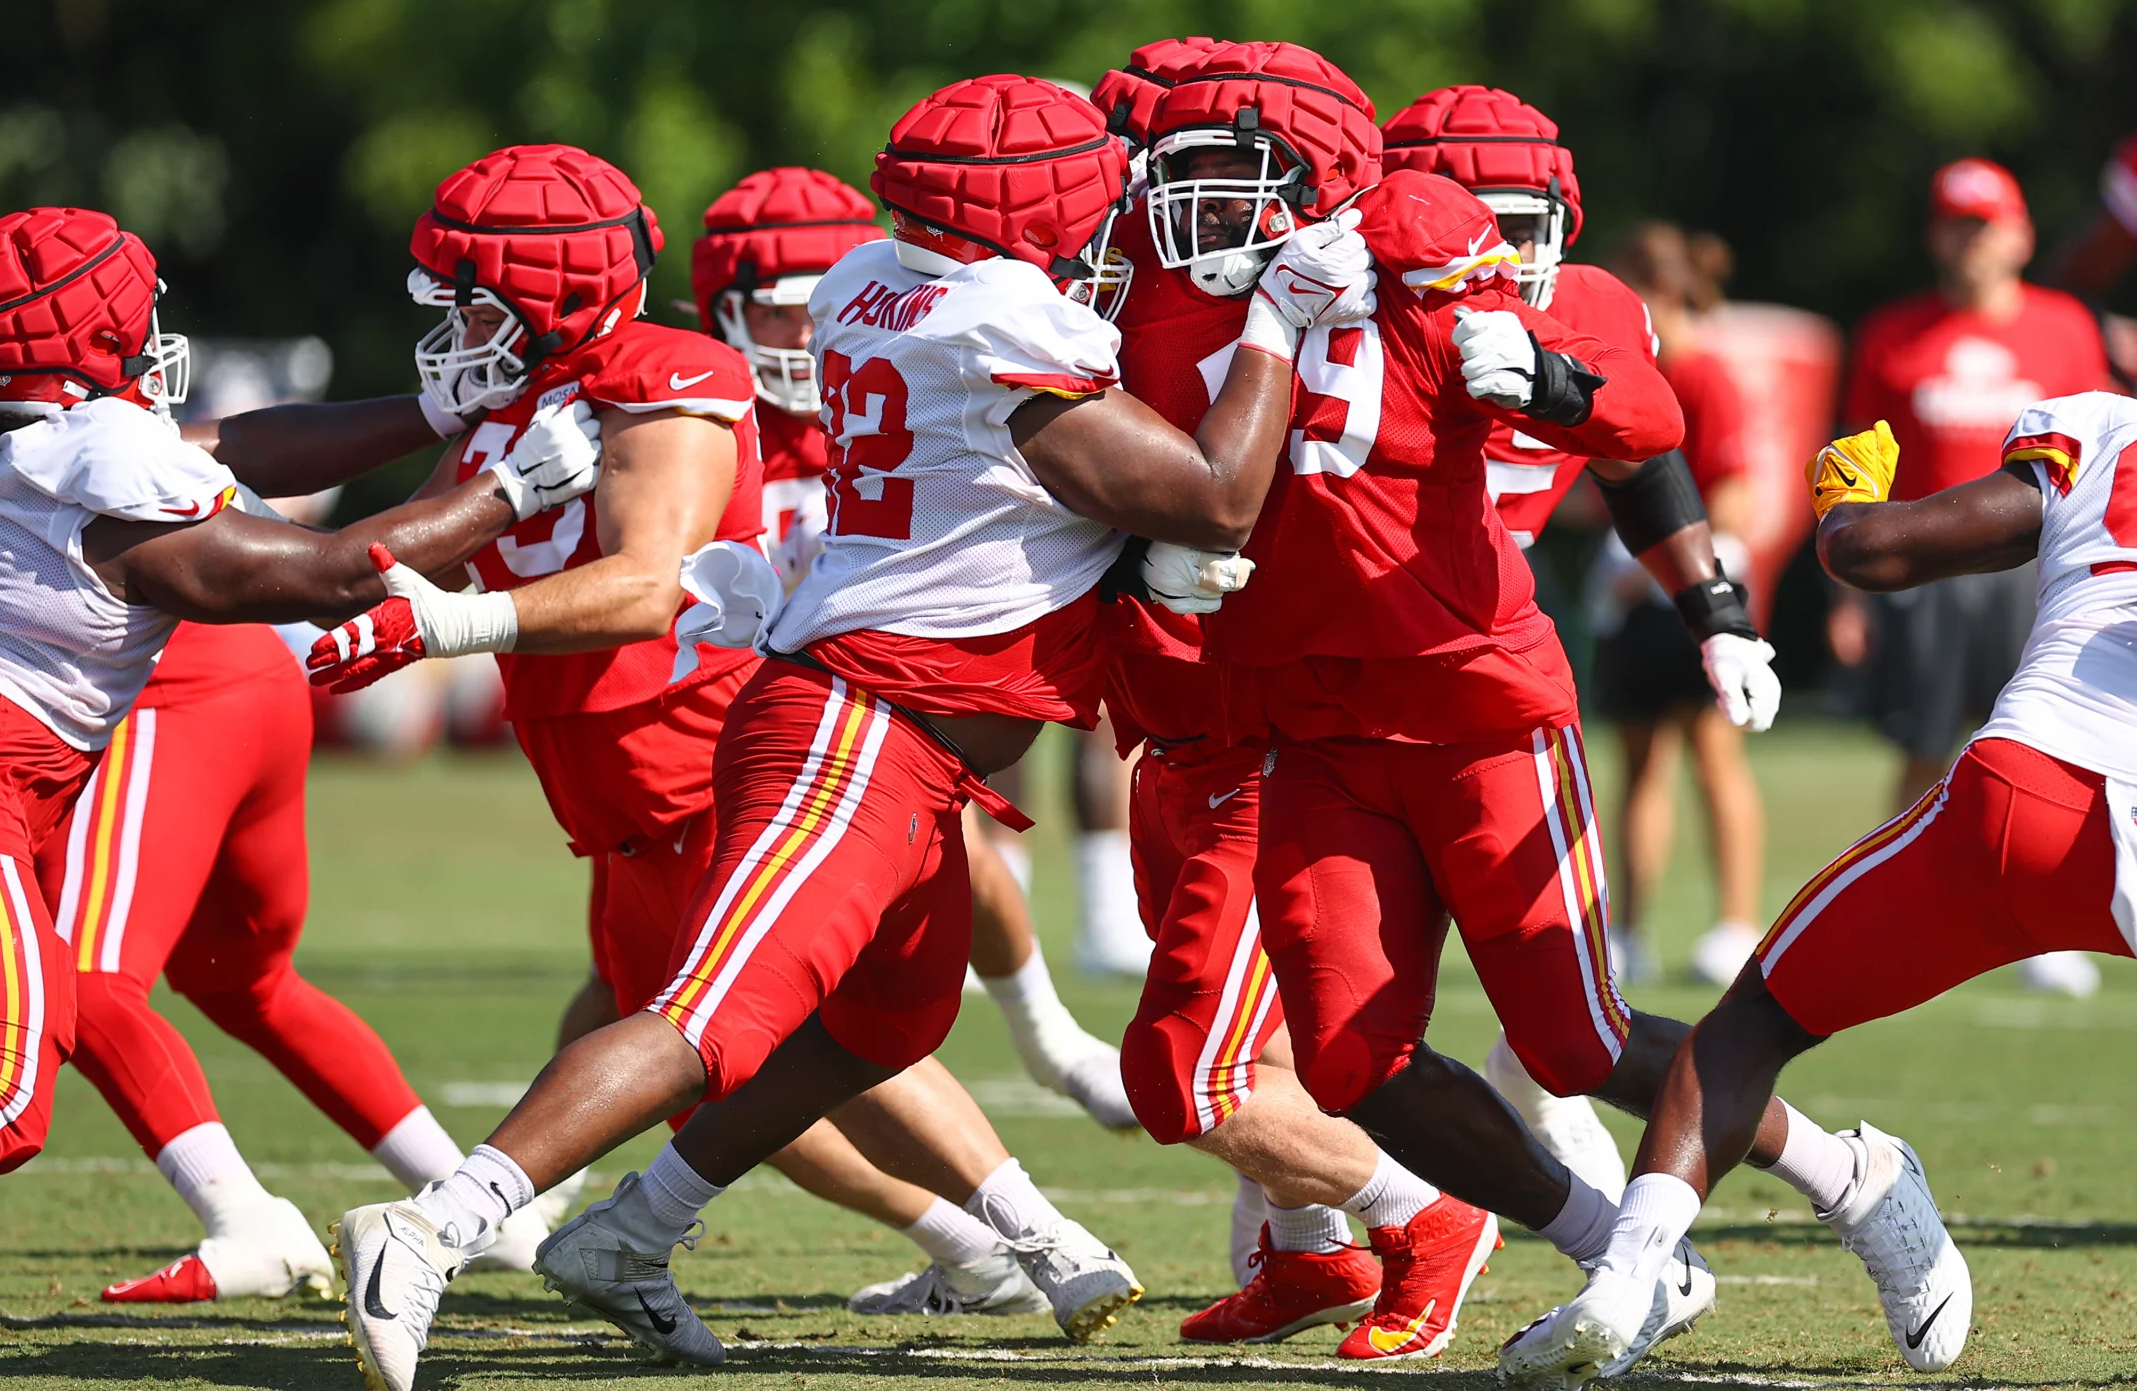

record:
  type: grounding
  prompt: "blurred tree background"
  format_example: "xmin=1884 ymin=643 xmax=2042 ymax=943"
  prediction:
xmin=8 ymin=0 xmax=2135 ymax=426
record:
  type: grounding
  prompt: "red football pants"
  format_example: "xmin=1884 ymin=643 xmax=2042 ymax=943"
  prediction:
xmin=1759 ymin=737 xmax=2134 ymax=1034
xmin=1256 ymin=724 xmax=1632 ymax=1114
xmin=1121 ymin=740 xmax=1284 ymax=1144
xmin=648 ymin=664 xmax=975 ymax=1099
xmin=0 ymin=700 xmax=95 ymax=1174
xmin=33 ymin=668 xmax=425 ymax=1159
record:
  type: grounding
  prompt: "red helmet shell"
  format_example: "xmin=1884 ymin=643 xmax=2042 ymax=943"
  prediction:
xmin=1092 ymin=36 xmax=1229 ymax=146
xmin=872 ymin=75 xmax=1129 ymax=274
xmin=0 ymin=207 xmax=162 ymax=404
xmin=691 ymin=168 xmax=885 ymax=333
xmin=410 ymin=144 xmax=662 ymax=366
xmin=1381 ymin=86 xmax=1583 ymax=244
xmin=1147 ymin=42 xmax=1381 ymax=218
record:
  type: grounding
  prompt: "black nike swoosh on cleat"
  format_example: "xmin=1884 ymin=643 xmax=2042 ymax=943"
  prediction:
xmin=1906 ymin=1292 xmax=1954 ymax=1349
xmin=1678 ymin=1243 xmax=1695 ymax=1297
xmin=364 ymin=1252 xmax=396 ymax=1321
xmin=637 ymin=1289 xmax=678 ymax=1336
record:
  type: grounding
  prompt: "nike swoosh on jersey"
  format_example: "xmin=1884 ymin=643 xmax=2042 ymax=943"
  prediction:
xmin=1207 ymin=788 xmax=1242 ymax=810
xmin=669 ymin=369 xmax=720 ymax=391
xmin=161 ymin=500 xmax=203 ymax=517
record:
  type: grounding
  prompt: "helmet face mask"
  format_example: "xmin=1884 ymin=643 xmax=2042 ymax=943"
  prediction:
xmin=1477 ymin=190 xmax=1568 ymax=308
xmin=715 ymin=276 xmax=823 ymax=416
xmin=1146 ymin=128 xmax=1306 ymax=296
xmin=409 ymin=269 xmax=534 ymax=413
xmin=1054 ymin=207 xmax=1134 ymax=322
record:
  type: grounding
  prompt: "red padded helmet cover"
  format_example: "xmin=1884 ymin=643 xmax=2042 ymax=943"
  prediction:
xmin=872 ymin=75 xmax=1129 ymax=272
xmin=1381 ymin=86 xmax=1583 ymax=243
xmin=410 ymin=144 xmax=663 ymax=354
xmin=1147 ymin=42 xmax=1381 ymax=217
xmin=691 ymin=168 xmax=885 ymax=331
xmin=0 ymin=207 xmax=161 ymax=400
xmin=1092 ymin=36 xmax=1229 ymax=146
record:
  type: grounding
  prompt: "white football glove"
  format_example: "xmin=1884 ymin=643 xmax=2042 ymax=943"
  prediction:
xmin=485 ymin=397 xmax=603 ymax=521
xmin=1143 ymin=542 xmax=1255 ymax=615
xmin=1701 ymin=632 xmax=1781 ymax=733
xmin=1240 ymin=210 xmax=1377 ymax=361
xmin=1452 ymin=307 xmax=1539 ymax=408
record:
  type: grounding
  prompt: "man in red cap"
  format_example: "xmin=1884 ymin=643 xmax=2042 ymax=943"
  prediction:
xmin=1833 ymin=159 xmax=2111 ymax=860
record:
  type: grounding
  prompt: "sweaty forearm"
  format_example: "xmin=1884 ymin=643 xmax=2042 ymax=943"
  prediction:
xmin=1817 ymin=495 xmax=2038 ymax=591
xmin=1184 ymin=345 xmax=1296 ymax=546
xmin=501 ymin=554 xmax=683 ymax=654
xmin=209 ymin=397 xmax=447 ymax=497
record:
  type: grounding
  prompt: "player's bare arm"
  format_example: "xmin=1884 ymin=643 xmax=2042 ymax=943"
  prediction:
xmin=82 ymin=472 xmax=522 ymax=623
xmin=504 ymin=408 xmax=735 ymax=653
xmin=1820 ymin=466 xmax=2042 ymax=589
xmin=182 ymin=395 xmax=457 ymax=497
xmin=1010 ymin=347 xmax=1293 ymax=550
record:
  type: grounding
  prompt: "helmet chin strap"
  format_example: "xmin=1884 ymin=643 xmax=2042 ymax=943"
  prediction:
xmin=1190 ymin=246 xmax=1271 ymax=298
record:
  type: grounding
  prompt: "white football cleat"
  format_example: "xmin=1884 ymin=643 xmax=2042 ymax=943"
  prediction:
xmin=2018 ymin=951 xmax=2100 ymax=999
xmin=467 ymin=1167 xmax=588 ymax=1273
xmin=103 ymin=1196 xmax=333 ymax=1303
xmin=331 ymin=1199 xmax=468 ymax=1391
xmin=1690 ymin=921 xmax=1762 ymax=987
xmin=1498 ymin=1240 xmax=1713 ymax=1388
xmin=1059 ymin=1049 xmax=1141 ymax=1132
xmin=1486 ymin=1034 xmax=1628 ymax=1203
xmin=1823 ymin=1123 xmax=1971 ymax=1372
xmin=531 ymin=1172 xmax=725 ymax=1367
xmin=847 ymin=1248 xmax=1051 ymax=1316
xmin=1002 ymin=1218 xmax=1143 ymax=1342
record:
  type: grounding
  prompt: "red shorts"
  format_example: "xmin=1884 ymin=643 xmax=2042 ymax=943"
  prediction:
xmin=648 ymin=663 xmax=976 ymax=1099
xmin=1759 ymin=738 xmax=2135 ymax=1034
xmin=0 ymin=698 xmax=97 ymax=1172
xmin=1121 ymin=739 xmax=1282 ymax=1143
xmin=1256 ymin=724 xmax=1632 ymax=1113
xmin=37 ymin=655 xmax=310 ymax=995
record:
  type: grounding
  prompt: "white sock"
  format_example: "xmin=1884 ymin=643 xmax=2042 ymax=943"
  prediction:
xmin=1537 ymin=1171 xmax=1617 ymax=1265
xmin=1075 ymin=829 xmax=1149 ymax=970
xmin=1230 ymin=1174 xmax=1268 ymax=1286
xmin=993 ymin=838 xmax=1033 ymax=897
xmin=156 ymin=1122 xmax=273 ymax=1229
xmin=1265 ymin=1201 xmax=1350 ymax=1254
xmin=1338 ymin=1150 xmax=1441 ymax=1231
xmin=1596 ymin=1173 xmax=1703 ymax=1286
xmin=966 ymin=1158 xmax=1067 ymax=1240
xmin=370 ymin=1105 xmax=465 ymax=1190
xmin=413 ymin=1143 xmax=535 ymax=1244
xmin=980 ymin=943 xmax=1096 ymax=1084
xmin=902 ymin=1197 xmax=1003 ymax=1266
xmin=642 ymin=1143 xmax=725 ymax=1234
xmin=1756 ymin=1102 xmax=1863 ymax=1215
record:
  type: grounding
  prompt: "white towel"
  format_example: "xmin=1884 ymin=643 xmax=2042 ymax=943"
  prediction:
xmin=669 ymin=541 xmax=784 ymax=683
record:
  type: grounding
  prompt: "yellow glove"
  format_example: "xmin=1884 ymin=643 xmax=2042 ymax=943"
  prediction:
xmin=1806 ymin=420 xmax=1899 ymax=519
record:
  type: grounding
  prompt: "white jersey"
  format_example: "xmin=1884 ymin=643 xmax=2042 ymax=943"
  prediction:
xmin=1974 ymin=392 xmax=2137 ymax=781
xmin=767 ymin=241 xmax=1125 ymax=651
xmin=0 ymin=399 xmax=238 ymax=749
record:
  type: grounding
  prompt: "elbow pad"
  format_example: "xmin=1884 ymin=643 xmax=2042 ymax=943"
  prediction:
xmin=1524 ymin=333 xmax=1608 ymax=427
xmin=1592 ymin=450 xmax=1707 ymax=556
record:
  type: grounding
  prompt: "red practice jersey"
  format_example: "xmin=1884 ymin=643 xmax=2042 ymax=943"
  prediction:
xmin=1485 ymin=264 xmax=1658 ymax=547
xmin=1843 ymin=284 xmax=2111 ymax=501
xmin=758 ymin=402 xmax=831 ymax=581
xmin=1206 ymin=173 xmax=1684 ymax=743
xmin=1103 ymin=205 xmax=1268 ymax=756
xmin=454 ymin=319 xmax=765 ymax=720
xmin=1661 ymin=349 xmax=1750 ymax=493
xmin=136 ymin=622 xmax=297 ymax=709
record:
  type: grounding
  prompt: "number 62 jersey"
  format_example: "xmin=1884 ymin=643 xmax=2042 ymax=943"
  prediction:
xmin=1975 ymin=391 xmax=2137 ymax=783
xmin=766 ymin=240 xmax=1126 ymax=655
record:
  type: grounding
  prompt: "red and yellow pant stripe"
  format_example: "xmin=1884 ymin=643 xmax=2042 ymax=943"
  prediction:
xmin=1189 ymin=903 xmax=1281 ymax=1133
xmin=0 ymin=852 xmax=52 ymax=1131
xmin=52 ymin=709 xmax=156 ymax=976
xmin=1757 ymin=777 xmax=1951 ymax=972
xmin=1531 ymin=723 xmax=1633 ymax=1053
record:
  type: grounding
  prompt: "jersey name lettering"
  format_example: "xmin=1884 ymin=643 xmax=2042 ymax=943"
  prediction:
xmin=835 ymin=281 xmax=951 ymax=332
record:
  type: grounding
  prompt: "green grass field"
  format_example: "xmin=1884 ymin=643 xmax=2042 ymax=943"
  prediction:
xmin=6 ymin=721 xmax=2137 ymax=1389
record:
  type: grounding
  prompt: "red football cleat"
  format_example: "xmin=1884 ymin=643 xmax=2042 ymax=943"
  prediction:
xmin=103 ymin=1253 xmax=220 ymax=1303
xmin=1180 ymin=1224 xmax=1380 ymax=1344
xmin=1336 ymin=1195 xmax=1501 ymax=1360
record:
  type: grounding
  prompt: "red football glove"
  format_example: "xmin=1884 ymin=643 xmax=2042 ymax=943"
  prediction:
xmin=307 ymin=545 xmax=428 ymax=693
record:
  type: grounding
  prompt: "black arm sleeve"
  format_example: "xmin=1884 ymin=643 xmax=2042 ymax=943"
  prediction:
xmin=1590 ymin=449 xmax=1706 ymax=555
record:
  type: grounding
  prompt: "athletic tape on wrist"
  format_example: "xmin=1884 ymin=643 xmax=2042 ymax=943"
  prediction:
xmin=1239 ymin=294 xmax=1302 ymax=363
xmin=1594 ymin=450 xmax=1706 ymax=556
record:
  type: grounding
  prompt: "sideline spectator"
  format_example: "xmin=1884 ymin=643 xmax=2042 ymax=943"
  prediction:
xmin=1590 ymin=224 xmax=1766 ymax=985
xmin=2046 ymin=133 xmax=2137 ymax=384
xmin=1833 ymin=158 xmax=2113 ymax=996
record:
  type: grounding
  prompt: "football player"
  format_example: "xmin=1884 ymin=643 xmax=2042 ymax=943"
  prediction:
xmin=1497 ymin=402 xmax=2132 ymax=1383
xmin=323 ymin=74 xmax=1374 ymax=1391
xmin=0 ymin=206 xmax=600 ymax=1176
xmin=1379 ymin=83 xmax=1781 ymax=1197
xmin=1095 ymin=40 xmax=1500 ymax=1360
xmin=1130 ymin=42 xmax=1920 ymax=1377
xmin=695 ymin=165 xmax=1136 ymax=1130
